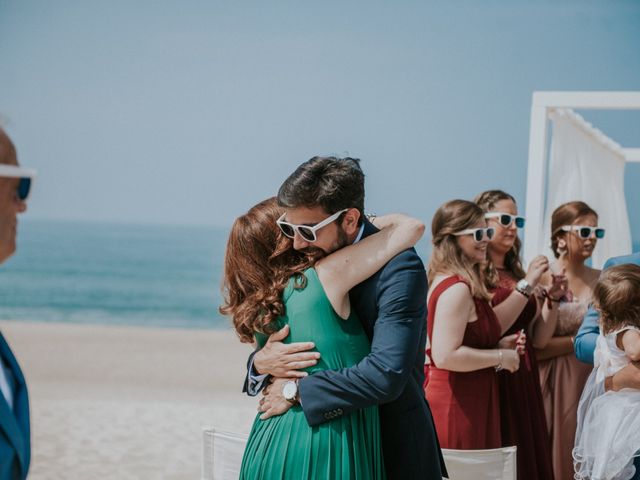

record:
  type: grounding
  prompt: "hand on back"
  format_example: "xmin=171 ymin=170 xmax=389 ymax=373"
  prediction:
xmin=253 ymin=325 xmax=320 ymax=378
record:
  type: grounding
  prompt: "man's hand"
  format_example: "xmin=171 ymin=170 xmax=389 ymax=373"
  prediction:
xmin=253 ymin=325 xmax=320 ymax=378
xmin=258 ymin=377 xmax=296 ymax=420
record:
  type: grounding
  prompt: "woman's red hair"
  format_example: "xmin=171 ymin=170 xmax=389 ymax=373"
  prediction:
xmin=219 ymin=197 xmax=317 ymax=343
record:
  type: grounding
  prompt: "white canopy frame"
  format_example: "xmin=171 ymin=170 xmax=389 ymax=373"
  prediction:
xmin=523 ymin=91 xmax=640 ymax=265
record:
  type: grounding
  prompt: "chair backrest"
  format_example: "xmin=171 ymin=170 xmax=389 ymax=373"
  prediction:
xmin=201 ymin=428 xmax=516 ymax=480
xmin=442 ymin=447 xmax=517 ymax=480
xmin=202 ymin=428 xmax=249 ymax=480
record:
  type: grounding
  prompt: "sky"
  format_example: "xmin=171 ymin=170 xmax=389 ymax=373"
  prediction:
xmin=1 ymin=0 xmax=639 ymax=241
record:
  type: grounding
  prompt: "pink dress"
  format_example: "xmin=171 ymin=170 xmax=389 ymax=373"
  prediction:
xmin=538 ymin=299 xmax=592 ymax=480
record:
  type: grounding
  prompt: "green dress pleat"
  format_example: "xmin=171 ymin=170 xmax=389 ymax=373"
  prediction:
xmin=240 ymin=268 xmax=385 ymax=480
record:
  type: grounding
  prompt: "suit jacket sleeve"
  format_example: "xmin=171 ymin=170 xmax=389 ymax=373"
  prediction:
xmin=574 ymin=256 xmax=618 ymax=364
xmin=298 ymin=251 xmax=426 ymax=426
xmin=242 ymin=349 xmax=270 ymax=396
xmin=575 ymin=305 xmax=600 ymax=365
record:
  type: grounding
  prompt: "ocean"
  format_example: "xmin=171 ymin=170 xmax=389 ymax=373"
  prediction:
xmin=0 ymin=219 xmax=230 ymax=329
xmin=1 ymin=219 xmax=638 ymax=330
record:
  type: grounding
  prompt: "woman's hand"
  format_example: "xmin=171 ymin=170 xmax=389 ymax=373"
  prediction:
xmin=500 ymin=349 xmax=521 ymax=373
xmin=498 ymin=331 xmax=526 ymax=355
xmin=525 ymin=255 xmax=550 ymax=288
xmin=546 ymin=269 xmax=568 ymax=300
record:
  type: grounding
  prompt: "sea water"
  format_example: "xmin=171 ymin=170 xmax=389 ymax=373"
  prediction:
xmin=0 ymin=219 xmax=229 ymax=329
xmin=1 ymin=219 xmax=638 ymax=329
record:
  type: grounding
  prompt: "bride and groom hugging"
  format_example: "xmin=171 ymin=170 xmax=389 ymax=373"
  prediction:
xmin=221 ymin=156 xmax=448 ymax=479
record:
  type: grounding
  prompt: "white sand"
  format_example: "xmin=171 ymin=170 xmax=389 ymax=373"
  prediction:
xmin=0 ymin=320 xmax=259 ymax=479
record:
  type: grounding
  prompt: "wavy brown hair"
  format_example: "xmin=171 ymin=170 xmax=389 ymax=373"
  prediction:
xmin=550 ymin=201 xmax=598 ymax=259
xmin=428 ymin=199 xmax=492 ymax=300
xmin=219 ymin=197 xmax=318 ymax=343
xmin=593 ymin=264 xmax=640 ymax=335
xmin=474 ymin=190 xmax=526 ymax=284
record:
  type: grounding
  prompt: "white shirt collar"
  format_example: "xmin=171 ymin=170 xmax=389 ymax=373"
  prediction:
xmin=353 ymin=224 xmax=365 ymax=244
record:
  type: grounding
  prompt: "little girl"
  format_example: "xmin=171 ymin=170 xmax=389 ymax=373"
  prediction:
xmin=573 ymin=264 xmax=640 ymax=480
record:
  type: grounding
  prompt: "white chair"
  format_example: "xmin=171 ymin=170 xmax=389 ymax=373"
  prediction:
xmin=442 ymin=446 xmax=517 ymax=480
xmin=202 ymin=428 xmax=516 ymax=480
xmin=202 ymin=428 xmax=249 ymax=480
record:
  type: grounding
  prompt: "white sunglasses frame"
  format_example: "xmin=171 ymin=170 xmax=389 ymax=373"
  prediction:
xmin=0 ymin=164 xmax=37 ymax=178
xmin=453 ymin=227 xmax=495 ymax=242
xmin=277 ymin=208 xmax=349 ymax=243
xmin=559 ymin=225 xmax=606 ymax=239
xmin=484 ymin=212 xmax=526 ymax=228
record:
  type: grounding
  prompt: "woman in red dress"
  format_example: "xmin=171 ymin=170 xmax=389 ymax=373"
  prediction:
xmin=476 ymin=190 xmax=563 ymax=480
xmin=425 ymin=199 xmax=530 ymax=449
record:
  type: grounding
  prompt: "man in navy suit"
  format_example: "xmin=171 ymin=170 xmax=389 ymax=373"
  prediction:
xmin=575 ymin=251 xmax=640 ymax=480
xmin=0 ymin=128 xmax=32 ymax=480
xmin=245 ymin=157 xmax=446 ymax=479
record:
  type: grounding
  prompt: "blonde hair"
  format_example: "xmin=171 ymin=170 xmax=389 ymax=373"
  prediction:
xmin=593 ymin=264 xmax=640 ymax=335
xmin=428 ymin=199 xmax=492 ymax=300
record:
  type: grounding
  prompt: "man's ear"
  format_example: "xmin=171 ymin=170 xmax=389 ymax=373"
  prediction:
xmin=341 ymin=208 xmax=361 ymax=236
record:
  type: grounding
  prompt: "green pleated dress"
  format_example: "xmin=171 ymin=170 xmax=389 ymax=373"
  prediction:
xmin=239 ymin=268 xmax=385 ymax=480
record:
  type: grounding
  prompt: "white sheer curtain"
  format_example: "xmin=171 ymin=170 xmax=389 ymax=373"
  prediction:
xmin=542 ymin=109 xmax=632 ymax=268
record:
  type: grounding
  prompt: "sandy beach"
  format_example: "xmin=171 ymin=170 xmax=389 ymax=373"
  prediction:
xmin=0 ymin=320 xmax=258 ymax=479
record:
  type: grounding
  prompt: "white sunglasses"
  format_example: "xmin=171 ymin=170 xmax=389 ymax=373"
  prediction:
xmin=559 ymin=225 xmax=605 ymax=239
xmin=453 ymin=227 xmax=495 ymax=242
xmin=485 ymin=212 xmax=526 ymax=229
xmin=277 ymin=209 xmax=348 ymax=243
xmin=0 ymin=164 xmax=37 ymax=201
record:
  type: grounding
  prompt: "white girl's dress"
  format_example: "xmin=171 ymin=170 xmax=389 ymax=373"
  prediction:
xmin=573 ymin=327 xmax=640 ymax=480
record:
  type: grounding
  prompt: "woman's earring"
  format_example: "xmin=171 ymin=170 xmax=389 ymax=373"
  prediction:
xmin=557 ymin=239 xmax=567 ymax=256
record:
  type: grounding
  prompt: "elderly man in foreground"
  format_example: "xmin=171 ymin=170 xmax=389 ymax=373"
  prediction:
xmin=0 ymin=128 xmax=35 ymax=480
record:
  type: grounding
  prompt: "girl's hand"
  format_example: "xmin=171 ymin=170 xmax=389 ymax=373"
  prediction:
xmin=525 ymin=255 xmax=550 ymax=288
xmin=500 ymin=349 xmax=520 ymax=373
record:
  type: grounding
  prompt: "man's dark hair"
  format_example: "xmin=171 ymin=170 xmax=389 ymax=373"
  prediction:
xmin=277 ymin=156 xmax=365 ymax=225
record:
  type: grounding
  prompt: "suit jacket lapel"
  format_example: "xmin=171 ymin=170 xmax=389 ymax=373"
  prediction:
xmin=0 ymin=333 xmax=28 ymax=475
xmin=360 ymin=218 xmax=378 ymax=240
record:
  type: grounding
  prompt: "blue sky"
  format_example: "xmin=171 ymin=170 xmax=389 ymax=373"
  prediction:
xmin=1 ymin=0 xmax=639 ymax=242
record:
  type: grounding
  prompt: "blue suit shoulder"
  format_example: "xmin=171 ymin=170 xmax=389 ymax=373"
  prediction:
xmin=604 ymin=252 xmax=640 ymax=268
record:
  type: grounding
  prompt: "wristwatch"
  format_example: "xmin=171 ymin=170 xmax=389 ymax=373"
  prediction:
xmin=282 ymin=380 xmax=299 ymax=405
xmin=515 ymin=279 xmax=533 ymax=298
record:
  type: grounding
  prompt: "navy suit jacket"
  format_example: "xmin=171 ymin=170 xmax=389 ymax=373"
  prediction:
xmin=0 ymin=332 xmax=30 ymax=480
xmin=575 ymin=252 xmax=640 ymax=364
xmin=247 ymin=220 xmax=447 ymax=479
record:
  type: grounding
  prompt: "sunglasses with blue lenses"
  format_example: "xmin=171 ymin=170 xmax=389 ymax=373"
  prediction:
xmin=485 ymin=212 xmax=526 ymax=229
xmin=0 ymin=164 xmax=36 ymax=201
xmin=453 ymin=227 xmax=496 ymax=242
xmin=560 ymin=225 xmax=605 ymax=239
xmin=17 ymin=177 xmax=31 ymax=201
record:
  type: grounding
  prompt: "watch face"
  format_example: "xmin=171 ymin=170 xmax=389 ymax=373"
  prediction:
xmin=283 ymin=382 xmax=297 ymax=400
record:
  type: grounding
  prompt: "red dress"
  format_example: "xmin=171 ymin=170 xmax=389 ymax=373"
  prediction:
xmin=424 ymin=276 xmax=502 ymax=449
xmin=492 ymin=271 xmax=555 ymax=480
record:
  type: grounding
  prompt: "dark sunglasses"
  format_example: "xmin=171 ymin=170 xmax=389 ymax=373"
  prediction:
xmin=560 ymin=225 xmax=605 ymax=239
xmin=485 ymin=212 xmax=526 ymax=229
xmin=276 ymin=209 xmax=348 ymax=243
xmin=17 ymin=177 xmax=31 ymax=201
xmin=0 ymin=165 xmax=35 ymax=202
xmin=453 ymin=227 xmax=496 ymax=242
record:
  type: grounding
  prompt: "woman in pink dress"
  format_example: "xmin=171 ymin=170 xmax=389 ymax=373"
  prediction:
xmin=476 ymin=189 xmax=561 ymax=480
xmin=536 ymin=201 xmax=603 ymax=480
xmin=424 ymin=199 xmax=529 ymax=449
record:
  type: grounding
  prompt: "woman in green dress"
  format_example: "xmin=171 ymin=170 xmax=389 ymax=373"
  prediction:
xmin=220 ymin=197 xmax=425 ymax=480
